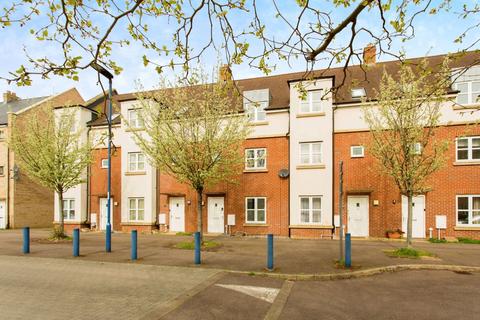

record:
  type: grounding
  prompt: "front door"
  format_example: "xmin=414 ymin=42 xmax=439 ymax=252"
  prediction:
xmin=402 ymin=195 xmax=425 ymax=238
xmin=208 ymin=197 xmax=224 ymax=233
xmin=347 ymin=196 xmax=370 ymax=237
xmin=169 ymin=197 xmax=185 ymax=232
xmin=0 ymin=200 xmax=6 ymax=229
xmin=99 ymin=198 xmax=113 ymax=231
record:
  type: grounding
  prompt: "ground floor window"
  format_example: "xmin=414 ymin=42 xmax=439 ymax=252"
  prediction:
xmin=457 ymin=195 xmax=480 ymax=226
xmin=245 ymin=197 xmax=266 ymax=223
xmin=300 ymin=196 xmax=321 ymax=224
xmin=62 ymin=199 xmax=75 ymax=220
xmin=129 ymin=197 xmax=145 ymax=221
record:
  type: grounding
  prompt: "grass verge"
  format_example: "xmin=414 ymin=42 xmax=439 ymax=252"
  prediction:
xmin=174 ymin=240 xmax=221 ymax=251
xmin=428 ymin=238 xmax=448 ymax=243
xmin=458 ymin=237 xmax=480 ymax=244
xmin=175 ymin=232 xmax=193 ymax=236
xmin=384 ymin=247 xmax=435 ymax=259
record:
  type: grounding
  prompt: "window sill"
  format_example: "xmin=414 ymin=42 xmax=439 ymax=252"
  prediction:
xmin=296 ymin=112 xmax=326 ymax=118
xmin=296 ymin=164 xmax=326 ymax=170
xmin=454 ymin=226 xmax=480 ymax=231
xmin=248 ymin=121 xmax=269 ymax=126
xmin=453 ymin=161 xmax=480 ymax=166
xmin=125 ymin=127 xmax=144 ymax=132
xmin=452 ymin=103 xmax=480 ymax=110
xmin=243 ymin=223 xmax=269 ymax=227
xmin=243 ymin=169 xmax=268 ymax=173
xmin=125 ymin=171 xmax=147 ymax=176
xmin=289 ymin=225 xmax=334 ymax=229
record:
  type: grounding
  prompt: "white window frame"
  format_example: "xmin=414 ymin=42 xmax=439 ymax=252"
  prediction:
xmin=62 ymin=199 xmax=75 ymax=221
xmin=413 ymin=142 xmax=422 ymax=155
xmin=128 ymin=152 xmax=145 ymax=172
xmin=0 ymin=130 xmax=5 ymax=140
xmin=456 ymin=136 xmax=480 ymax=161
xmin=300 ymin=90 xmax=323 ymax=113
xmin=129 ymin=197 xmax=145 ymax=221
xmin=456 ymin=195 xmax=480 ymax=226
xmin=245 ymin=197 xmax=267 ymax=224
xmin=245 ymin=148 xmax=267 ymax=170
xmin=101 ymin=159 xmax=108 ymax=168
xmin=350 ymin=146 xmax=364 ymax=158
xmin=299 ymin=196 xmax=322 ymax=225
xmin=128 ymin=109 xmax=143 ymax=128
xmin=245 ymin=101 xmax=267 ymax=122
xmin=299 ymin=142 xmax=323 ymax=165
xmin=453 ymin=79 xmax=480 ymax=105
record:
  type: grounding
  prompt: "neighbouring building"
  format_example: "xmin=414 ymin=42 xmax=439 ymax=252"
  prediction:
xmin=56 ymin=48 xmax=480 ymax=240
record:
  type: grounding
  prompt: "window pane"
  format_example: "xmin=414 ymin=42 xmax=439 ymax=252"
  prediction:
xmin=300 ymin=154 xmax=310 ymax=164
xmin=138 ymin=161 xmax=145 ymax=171
xmin=472 ymin=81 xmax=480 ymax=92
xmin=247 ymin=210 xmax=255 ymax=222
xmin=138 ymin=153 xmax=145 ymax=162
xmin=311 ymin=102 xmax=322 ymax=112
xmin=473 ymin=211 xmax=480 ymax=225
xmin=312 ymin=210 xmax=321 ymax=223
xmin=247 ymin=198 xmax=255 ymax=210
xmin=473 ymin=197 xmax=480 ymax=210
xmin=312 ymin=198 xmax=321 ymax=210
xmin=311 ymin=91 xmax=322 ymax=102
xmin=257 ymin=158 xmax=266 ymax=168
xmin=458 ymin=197 xmax=469 ymax=210
xmin=472 ymin=138 xmax=480 ymax=148
xmin=457 ymin=150 xmax=468 ymax=160
xmin=473 ymin=149 xmax=480 ymax=160
xmin=256 ymin=149 xmax=265 ymax=158
xmin=300 ymin=143 xmax=310 ymax=154
xmin=129 ymin=199 xmax=136 ymax=210
xmin=456 ymin=82 xmax=468 ymax=93
xmin=312 ymin=154 xmax=322 ymax=163
xmin=300 ymin=102 xmax=310 ymax=113
xmin=457 ymin=94 xmax=469 ymax=104
xmin=257 ymin=198 xmax=265 ymax=210
xmin=457 ymin=138 xmax=468 ymax=148
xmin=301 ymin=198 xmax=309 ymax=210
xmin=257 ymin=210 xmax=265 ymax=222
xmin=301 ymin=210 xmax=310 ymax=223
xmin=138 ymin=199 xmax=144 ymax=210
xmin=129 ymin=210 xmax=136 ymax=221
xmin=246 ymin=149 xmax=255 ymax=158
xmin=246 ymin=159 xmax=255 ymax=168
xmin=458 ymin=211 xmax=469 ymax=224
xmin=138 ymin=210 xmax=144 ymax=221
xmin=312 ymin=143 xmax=322 ymax=153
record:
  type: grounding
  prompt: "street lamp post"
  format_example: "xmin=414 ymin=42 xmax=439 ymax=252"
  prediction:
xmin=91 ymin=62 xmax=114 ymax=253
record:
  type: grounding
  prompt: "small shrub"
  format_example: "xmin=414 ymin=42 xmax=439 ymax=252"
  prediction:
xmin=175 ymin=232 xmax=193 ymax=236
xmin=428 ymin=238 xmax=447 ymax=243
xmin=385 ymin=247 xmax=434 ymax=259
xmin=49 ymin=227 xmax=71 ymax=241
xmin=457 ymin=237 xmax=480 ymax=244
xmin=174 ymin=240 xmax=221 ymax=251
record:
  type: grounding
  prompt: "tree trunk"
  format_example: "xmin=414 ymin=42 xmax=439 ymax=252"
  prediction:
xmin=58 ymin=190 xmax=65 ymax=235
xmin=196 ymin=188 xmax=204 ymax=243
xmin=406 ymin=193 xmax=413 ymax=248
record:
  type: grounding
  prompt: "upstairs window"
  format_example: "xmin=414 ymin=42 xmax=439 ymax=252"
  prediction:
xmin=245 ymin=102 xmax=267 ymax=122
xmin=456 ymin=136 xmax=480 ymax=161
xmin=351 ymin=88 xmax=366 ymax=99
xmin=300 ymin=90 xmax=323 ymax=113
xmin=300 ymin=142 xmax=322 ymax=165
xmin=101 ymin=159 xmax=108 ymax=168
xmin=128 ymin=152 xmax=145 ymax=172
xmin=350 ymin=146 xmax=364 ymax=158
xmin=453 ymin=66 xmax=480 ymax=105
xmin=245 ymin=148 xmax=267 ymax=170
xmin=128 ymin=109 xmax=143 ymax=128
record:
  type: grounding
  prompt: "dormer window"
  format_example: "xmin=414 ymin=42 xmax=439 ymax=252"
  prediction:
xmin=453 ymin=66 xmax=480 ymax=105
xmin=300 ymin=90 xmax=323 ymax=113
xmin=351 ymin=88 xmax=366 ymax=99
xmin=245 ymin=101 xmax=267 ymax=122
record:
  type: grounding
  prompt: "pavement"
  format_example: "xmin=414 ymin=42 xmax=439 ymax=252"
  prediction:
xmin=0 ymin=229 xmax=479 ymax=275
xmin=1 ymin=255 xmax=479 ymax=320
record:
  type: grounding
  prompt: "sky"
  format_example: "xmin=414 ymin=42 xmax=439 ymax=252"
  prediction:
xmin=0 ymin=0 xmax=479 ymax=102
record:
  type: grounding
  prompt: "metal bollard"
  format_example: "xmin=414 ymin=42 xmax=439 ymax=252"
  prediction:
xmin=267 ymin=234 xmax=274 ymax=270
xmin=131 ymin=230 xmax=138 ymax=261
xmin=194 ymin=232 xmax=201 ymax=265
xmin=23 ymin=227 xmax=30 ymax=254
xmin=345 ymin=233 xmax=351 ymax=268
xmin=106 ymin=224 xmax=111 ymax=252
xmin=73 ymin=228 xmax=80 ymax=257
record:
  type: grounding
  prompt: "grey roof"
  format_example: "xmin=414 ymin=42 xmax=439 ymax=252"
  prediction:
xmin=0 ymin=96 xmax=49 ymax=125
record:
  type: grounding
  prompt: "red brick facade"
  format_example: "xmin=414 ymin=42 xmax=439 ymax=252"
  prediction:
xmin=334 ymin=124 xmax=480 ymax=239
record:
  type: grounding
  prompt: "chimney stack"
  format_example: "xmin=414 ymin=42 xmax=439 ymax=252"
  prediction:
xmin=219 ymin=65 xmax=233 ymax=82
xmin=3 ymin=91 xmax=19 ymax=103
xmin=363 ymin=44 xmax=377 ymax=65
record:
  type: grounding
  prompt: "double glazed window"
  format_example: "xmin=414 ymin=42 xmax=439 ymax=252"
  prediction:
xmin=245 ymin=102 xmax=267 ymax=122
xmin=300 ymin=142 xmax=322 ymax=165
xmin=245 ymin=148 xmax=267 ymax=170
xmin=63 ymin=199 xmax=75 ymax=220
xmin=101 ymin=159 xmax=108 ymax=168
xmin=300 ymin=90 xmax=323 ymax=113
xmin=128 ymin=152 xmax=145 ymax=172
xmin=246 ymin=197 xmax=266 ymax=223
xmin=457 ymin=195 xmax=480 ymax=226
xmin=456 ymin=136 xmax=480 ymax=161
xmin=129 ymin=197 xmax=145 ymax=221
xmin=300 ymin=196 xmax=322 ymax=224
xmin=350 ymin=146 xmax=364 ymax=158
xmin=128 ymin=109 xmax=143 ymax=128
xmin=453 ymin=66 xmax=480 ymax=105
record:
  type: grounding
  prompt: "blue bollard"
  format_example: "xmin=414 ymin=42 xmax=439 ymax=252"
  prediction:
xmin=194 ymin=232 xmax=201 ymax=265
xmin=131 ymin=230 xmax=138 ymax=261
xmin=106 ymin=224 xmax=111 ymax=252
xmin=345 ymin=233 xmax=351 ymax=268
xmin=267 ymin=234 xmax=274 ymax=270
xmin=73 ymin=228 xmax=80 ymax=257
xmin=23 ymin=227 xmax=30 ymax=254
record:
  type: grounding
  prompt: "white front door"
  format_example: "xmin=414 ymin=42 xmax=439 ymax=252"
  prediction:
xmin=169 ymin=197 xmax=185 ymax=232
xmin=402 ymin=195 xmax=425 ymax=238
xmin=0 ymin=200 xmax=6 ymax=229
xmin=208 ymin=197 xmax=224 ymax=233
xmin=347 ymin=196 xmax=370 ymax=237
xmin=99 ymin=198 xmax=113 ymax=231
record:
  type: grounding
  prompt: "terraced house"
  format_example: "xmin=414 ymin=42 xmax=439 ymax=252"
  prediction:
xmin=56 ymin=48 xmax=480 ymax=239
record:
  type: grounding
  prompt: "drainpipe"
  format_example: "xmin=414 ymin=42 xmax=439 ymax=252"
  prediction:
xmin=86 ymin=125 xmax=91 ymax=226
xmin=5 ymin=130 xmax=10 ymax=229
xmin=287 ymin=107 xmax=291 ymax=238
xmin=332 ymin=102 xmax=336 ymax=238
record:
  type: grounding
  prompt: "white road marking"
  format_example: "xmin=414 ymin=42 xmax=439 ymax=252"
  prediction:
xmin=215 ymin=284 xmax=280 ymax=303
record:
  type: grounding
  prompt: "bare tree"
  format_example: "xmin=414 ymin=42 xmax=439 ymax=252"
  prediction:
xmin=0 ymin=1 xmax=478 ymax=88
xmin=9 ymin=105 xmax=93 ymax=237
xmin=363 ymin=59 xmax=450 ymax=247
xmin=128 ymin=67 xmax=250 ymax=240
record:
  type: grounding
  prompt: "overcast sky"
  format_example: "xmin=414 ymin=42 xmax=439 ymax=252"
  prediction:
xmin=0 ymin=1 xmax=478 ymax=102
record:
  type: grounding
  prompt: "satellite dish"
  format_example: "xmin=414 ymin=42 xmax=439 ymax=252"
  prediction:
xmin=278 ymin=169 xmax=289 ymax=178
